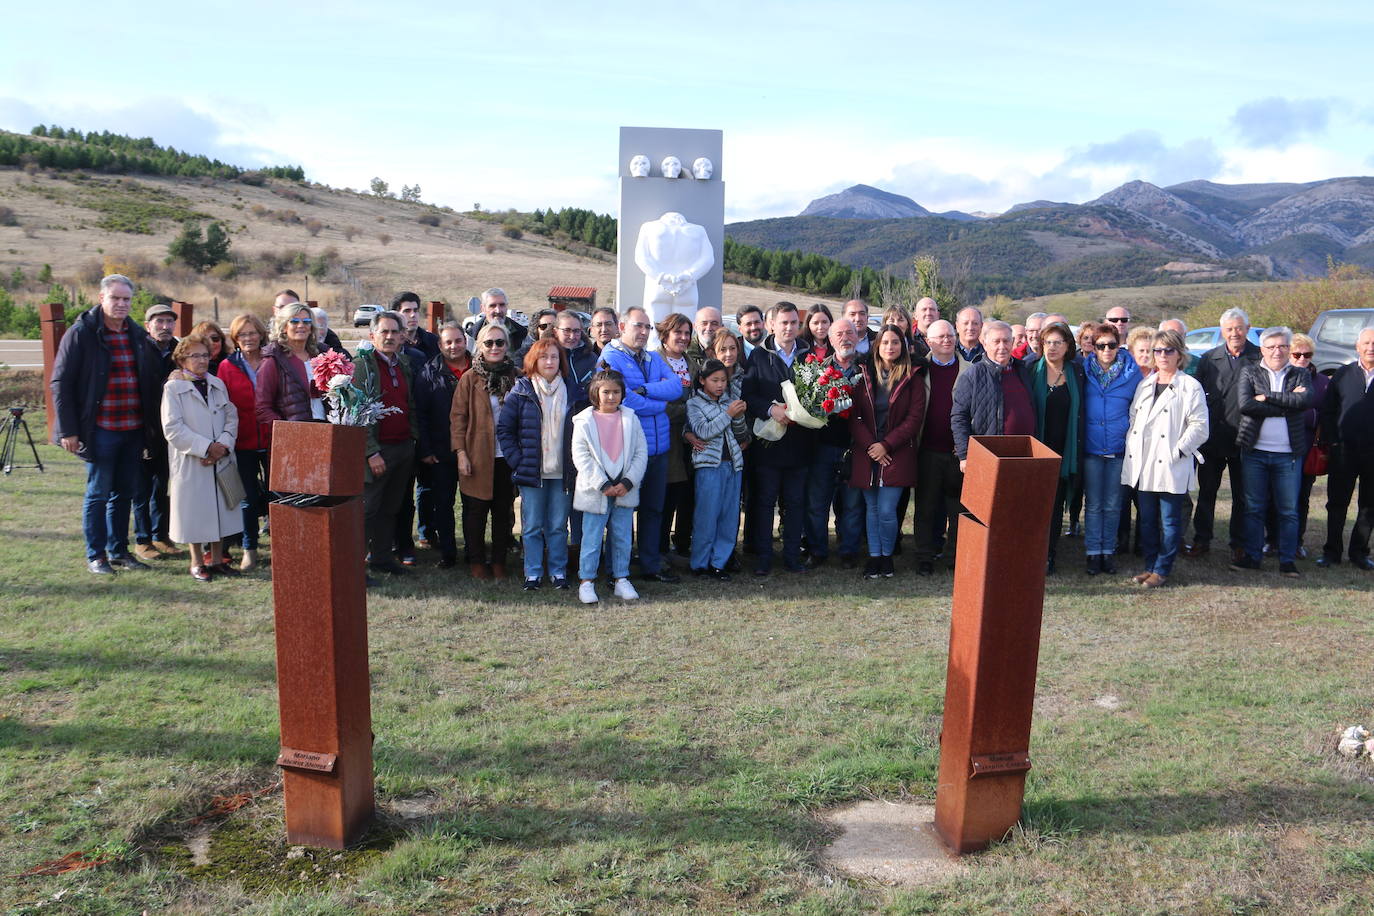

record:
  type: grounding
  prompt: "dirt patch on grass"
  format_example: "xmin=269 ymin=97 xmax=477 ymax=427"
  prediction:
xmin=820 ymin=800 xmax=965 ymax=887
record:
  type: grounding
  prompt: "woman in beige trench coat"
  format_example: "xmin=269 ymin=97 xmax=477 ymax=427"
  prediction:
xmin=162 ymin=334 xmax=243 ymax=581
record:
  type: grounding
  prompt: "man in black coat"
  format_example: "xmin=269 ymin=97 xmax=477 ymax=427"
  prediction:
xmin=1317 ymin=326 xmax=1374 ymax=570
xmin=413 ymin=322 xmax=471 ymax=568
xmin=132 ymin=303 xmax=178 ymax=560
xmin=50 ymin=275 xmax=165 ymax=574
xmin=1185 ymin=308 xmax=1261 ymax=560
xmin=742 ymin=301 xmax=814 ymax=575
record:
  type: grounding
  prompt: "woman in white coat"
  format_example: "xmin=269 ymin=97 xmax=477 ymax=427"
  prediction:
xmin=1120 ymin=328 xmax=1208 ymax=588
xmin=162 ymin=334 xmax=243 ymax=582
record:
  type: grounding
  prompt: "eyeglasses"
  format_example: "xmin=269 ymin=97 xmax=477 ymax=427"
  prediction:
xmin=288 ymin=318 xmax=313 ymax=325
xmin=1291 ymin=352 xmax=1314 ymax=360
xmin=1152 ymin=347 xmax=1178 ymax=355
xmin=1095 ymin=342 xmax=1119 ymax=350
xmin=537 ymin=323 xmax=554 ymax=331
xmin=481 ymin=340 xmax=507 ymax=348
xmin=185 ymin=353 xmax=210 ymax=360
xmin=207 ymin=334 xmax=222 ymax=341
xmin=1106 ymin=317 xmax=1130 ymax=323
xmin=1262 ymin=343 xmax=1290 ymax=351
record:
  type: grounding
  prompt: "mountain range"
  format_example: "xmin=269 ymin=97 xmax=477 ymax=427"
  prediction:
xmin=728 ymin=178 xmax=1374 ymax=299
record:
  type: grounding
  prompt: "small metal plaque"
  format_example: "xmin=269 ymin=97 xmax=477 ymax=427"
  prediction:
xmin=969 ymin=751 xmax=1031 ymax=777
xmin=277 ymin=747 xmax=337 ymax=773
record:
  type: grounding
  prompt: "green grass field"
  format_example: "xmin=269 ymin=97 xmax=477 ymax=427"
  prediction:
xmin=2 ymin=402 xmax=1373 ymax=915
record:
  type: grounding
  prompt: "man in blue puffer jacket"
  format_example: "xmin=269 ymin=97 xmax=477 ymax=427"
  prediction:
xmin=597 ymin=306 xmax=687 ymax=583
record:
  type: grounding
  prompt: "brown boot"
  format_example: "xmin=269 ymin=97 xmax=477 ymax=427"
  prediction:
xmin=1132 ymin=571 xmax=1152 ymax=584
xmin=470 ymin=562 xmax=490 ymax=580
xmin=1142 ymin=572 xmax=1168 ymax=588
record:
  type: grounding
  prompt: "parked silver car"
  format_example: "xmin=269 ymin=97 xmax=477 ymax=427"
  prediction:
xmin=1309 ymin=308 xmax=1374 ymax=375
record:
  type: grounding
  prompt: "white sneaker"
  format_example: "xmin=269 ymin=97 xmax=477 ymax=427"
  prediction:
xmin=613 ymin=577 xmax=639 ymax=600
xmin=578 ymin=580 xmax=598 ymax=604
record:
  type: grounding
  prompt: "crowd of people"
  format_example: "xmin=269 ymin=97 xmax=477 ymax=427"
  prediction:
xmin=48 ymin=274 xmax=1374 ymax=593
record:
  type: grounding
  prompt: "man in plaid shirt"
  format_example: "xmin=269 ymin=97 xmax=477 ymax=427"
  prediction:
xmin=51 ymin=274 xmax=165 ymax=575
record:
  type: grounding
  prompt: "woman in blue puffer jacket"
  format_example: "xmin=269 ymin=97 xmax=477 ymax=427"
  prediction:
xmin=497 ymin=338 xmax=584 ymax=591
xmin=1081 ymin=320 xmax=1141 ymax=574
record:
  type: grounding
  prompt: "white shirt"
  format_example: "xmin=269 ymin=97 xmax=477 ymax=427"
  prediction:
xmin=1255 ymin=364 xmax=1292 ymax=453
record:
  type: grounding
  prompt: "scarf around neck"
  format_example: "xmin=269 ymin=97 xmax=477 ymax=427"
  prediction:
xmin=473 ymin=356 xmax=516 ymax=401
xmin=533 ymin=374 xmax=567 ymax=477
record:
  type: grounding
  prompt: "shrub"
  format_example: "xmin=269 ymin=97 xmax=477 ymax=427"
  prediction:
xmin=378 ymin=233 xmax=392 ymax=246
xmin=238 ymin=171 xmax=267 ymax=186
xmin=304 ymin=217 xmax=323 ymax=237
xmin=417 ymin=213 xmax=440 ymax=227
xmin=209 ymin=260 xmax=239 ymax=280
xmin=249 ymin=203 xmax=269 ymax=218
xmin=0 ymin=206 xmax=16 ymax=226
xmin=1187 ymin=261 xmax=1374 ymax=333
xmin=274 ymin=209 xmax=300 ymax=225
xmin=500 ymin=223 xmax=523 ymax=239
xmin=343 ymin=225 xmax=360 ymax=241
xmin=483 ymin=241 xmax=496 ymax=254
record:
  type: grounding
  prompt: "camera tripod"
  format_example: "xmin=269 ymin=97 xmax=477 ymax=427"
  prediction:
xmin=2 ymin=406 xmax=44 ymax=475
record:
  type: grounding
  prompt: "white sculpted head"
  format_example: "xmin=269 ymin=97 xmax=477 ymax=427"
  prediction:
xmin=628 ymin=154 xmax=650 ymax=178
xmin=661 ymin=155 xmax=682 ymax=179
xmin=692 ymin=157 xmax=713 ymax=180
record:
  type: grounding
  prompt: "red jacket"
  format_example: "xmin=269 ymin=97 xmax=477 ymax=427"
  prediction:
xmin=848 ymin=364 xmax=926 ymax=488
xmin=255 ymin=343 xmax=316 ymax=448
xmin=218 ymin=353 xmax=269 ymax=451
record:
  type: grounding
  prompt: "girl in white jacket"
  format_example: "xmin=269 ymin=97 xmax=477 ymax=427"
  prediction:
xmin=571 ymin=370 xmax=648 ymax=603
xmin=1120 ymin=329 xmax=1209 ymax=588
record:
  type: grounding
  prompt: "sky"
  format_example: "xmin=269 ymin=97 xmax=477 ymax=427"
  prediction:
xmin=3 ymin=1 xmax=1373 ymax=223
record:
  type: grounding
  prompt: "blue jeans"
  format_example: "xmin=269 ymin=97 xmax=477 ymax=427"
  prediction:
xmin=862 ymin=485 xmax=903 ymax=557
xmin=233 ymin=449 xmax=267 ymax=550
xmin=636 ymin=452 xmax=669 ymax=573
xmin=691 ymin=462 xmax=743 ymax=570
xmin=1082 ymin=454 xmax=1125 ymax=556
xmin=83 ymin=427 xmax=144 ymax=561
xmin=1137 ymin=490 xmax=1185 ymax=578
xmin=805 ymin=443 xmax=863 ymax=558
xmin=519 ymin=479 xmax=570 ymax=579
xmin=580 ymin=504 xmax=634 ymax=580
xmin=1242 ymin=449 xmax=1299 ymax=564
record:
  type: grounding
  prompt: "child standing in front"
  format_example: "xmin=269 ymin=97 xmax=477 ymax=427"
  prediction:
xmin=571 ymin=369 xmax=647 ymax=603
xmin=686 ymin=359 xmax=747 ymax=579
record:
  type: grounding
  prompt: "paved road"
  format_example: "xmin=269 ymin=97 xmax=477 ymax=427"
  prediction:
xmin=0 ymin=340 xmax=43 ymax=369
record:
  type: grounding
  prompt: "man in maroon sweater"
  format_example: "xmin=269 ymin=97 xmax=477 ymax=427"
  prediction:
xmin=913 ymin=320 xmax=969 ymax=574
xmin=352 ymin=311 xmax=419 ymax=576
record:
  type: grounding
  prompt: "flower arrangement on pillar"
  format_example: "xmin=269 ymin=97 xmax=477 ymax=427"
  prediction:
xmin=310 ymin=351 xmax=402 ymax=427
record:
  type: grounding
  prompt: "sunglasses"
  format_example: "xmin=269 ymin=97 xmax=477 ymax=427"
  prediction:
xmin=1095 ymin=342 xmax=1119 ymax=350
xmin=207 ymin=334 xmax=223 ymax=341
xmin=1291 ymin=352 xmax=1313 ymax=359
xmin=1106 ymin=317 xmax=1130 ymax=323
xmin=288 ymin=318 xmax=313 ymax=325
xmin=1151 ymin=347 xmax=1178 ymax=355
xmin=481 ymin=340 xmax=507 ymax=348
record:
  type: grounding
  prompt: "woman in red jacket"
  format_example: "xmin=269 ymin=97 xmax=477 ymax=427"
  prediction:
xmin=849 ymin=326 xmax=926 ymax=578
xmin=217 ymin=313 xmax=272 ymax=571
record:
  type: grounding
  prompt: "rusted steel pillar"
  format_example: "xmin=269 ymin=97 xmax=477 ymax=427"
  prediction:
xmin=171 ymin=301 xmax=194 ymax=337
xmin=39 ymin=303 xmax=66 ymax=439
xmin=427 ymin=300 xmax=445 ymax=334
xmin=268 ymin=421 xmax=374 ymax=848
xmin=935 ymin=435 xmax=1061 ymax=854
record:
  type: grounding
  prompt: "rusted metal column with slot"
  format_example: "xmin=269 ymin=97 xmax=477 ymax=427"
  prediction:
xmin=171 ymin=301 xmax=194 ymax=337
xmin=269 ymin=421 xmax=374 ymax=848
xmin=427 ymin=300 xmax=445 ymax=333
xmin=935 ymin=435 xmax=1061 ymax=854
xmin=39 ymin=303 xmax=66 ymax=437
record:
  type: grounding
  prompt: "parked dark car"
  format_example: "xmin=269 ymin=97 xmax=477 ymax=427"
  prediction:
xmin=1309 ymin=308 xmax=1374 ymax=375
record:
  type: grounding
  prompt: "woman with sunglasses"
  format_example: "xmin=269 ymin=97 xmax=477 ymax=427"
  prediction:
xmin=190 ymin=320 xmax=229 ymax=375
xmin=451 ymin=323 xmax=518 ymax=580
xmin=1030 ymin=321 xmax=1085 ymax=574
xmin=1081 ymin=321 xmax=1141 ymax=574
xmin=255 ymin=303 xmax=321 ymax=453
xmin=1288 ymin=333 xmax=1329 ymax=555
xmin=1121 ymin=329 xmax=1208 ymax=588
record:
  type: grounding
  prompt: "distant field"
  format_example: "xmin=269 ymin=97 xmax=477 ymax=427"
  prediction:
xmin=0 ymin=169 xmax=841 ymax=323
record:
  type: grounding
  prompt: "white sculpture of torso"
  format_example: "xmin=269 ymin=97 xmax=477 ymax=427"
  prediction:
xmin=633 ymin=211 xmax=715 ymax=322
